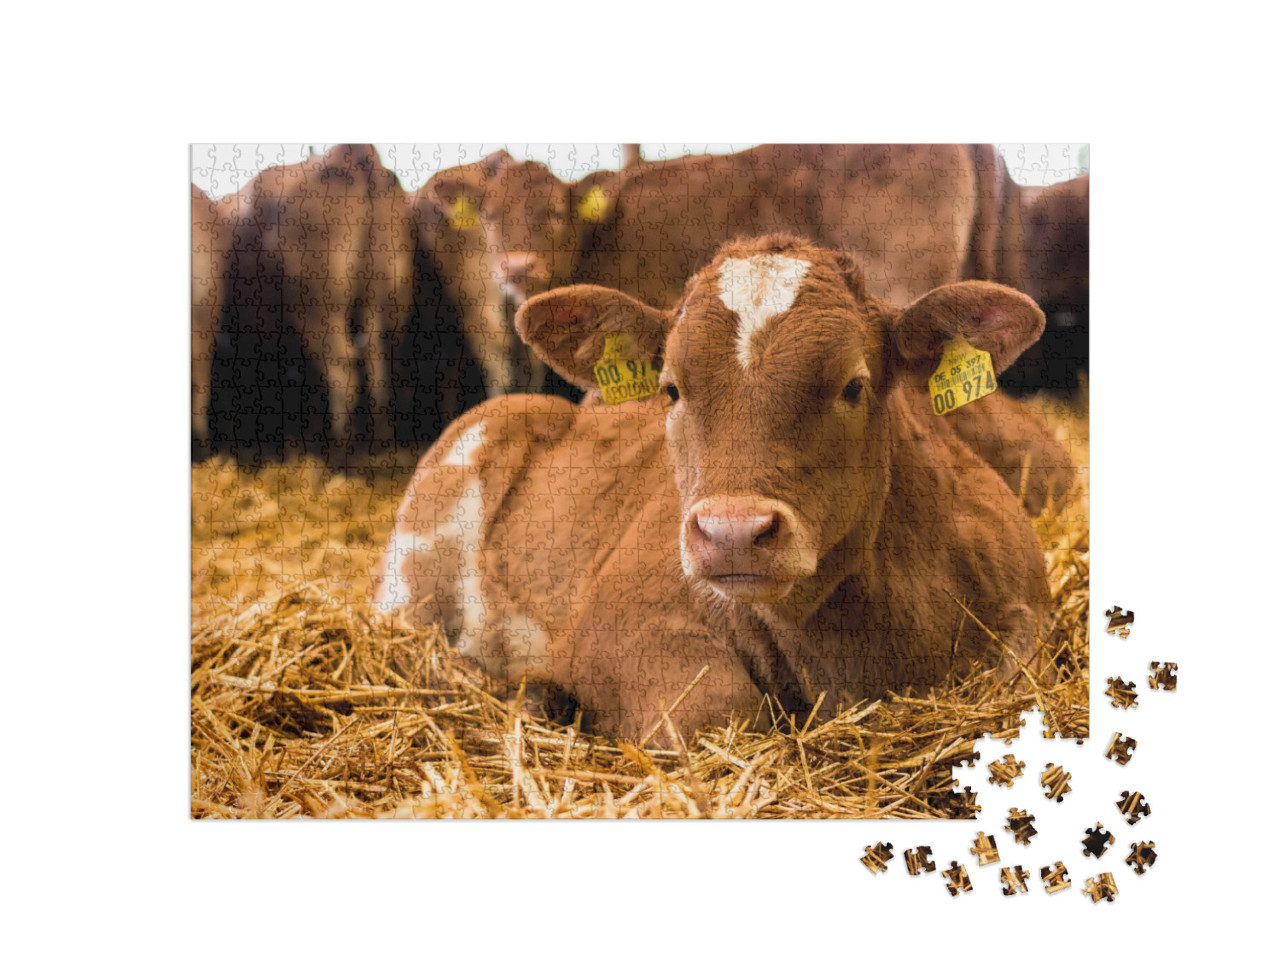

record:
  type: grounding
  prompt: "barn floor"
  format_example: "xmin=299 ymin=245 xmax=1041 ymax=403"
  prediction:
xmin=190 ymin=396 xmax=1089 ymax=818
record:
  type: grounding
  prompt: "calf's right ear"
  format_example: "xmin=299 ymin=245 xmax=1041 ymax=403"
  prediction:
xmin=890 ymin=281 xmax=1046 ymax=382
xmin=516 ymin=285 xmax=671 ymax=391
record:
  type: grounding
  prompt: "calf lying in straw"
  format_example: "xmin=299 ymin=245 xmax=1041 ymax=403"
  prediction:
xmin=374 ymin=235 xmax=1054 ymax=741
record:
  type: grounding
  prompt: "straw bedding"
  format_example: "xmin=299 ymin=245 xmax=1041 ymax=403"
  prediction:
xmin=191 ymin=397 xmax=1088 ymax=819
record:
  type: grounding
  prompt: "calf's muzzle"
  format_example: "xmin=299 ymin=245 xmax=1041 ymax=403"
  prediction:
xmin=682 ymin=496 xmax=811 ymax=600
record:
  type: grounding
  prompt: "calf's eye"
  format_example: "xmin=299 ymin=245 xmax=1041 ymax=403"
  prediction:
xmin=665 ymin=384 xmax=680 ymax=404
xmin=843 ymin=379 xmax=863 ymax=404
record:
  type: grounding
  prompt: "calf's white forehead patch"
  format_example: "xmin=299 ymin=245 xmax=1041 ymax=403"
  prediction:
xmin=717 ymin=255 xmax=810 ymax=370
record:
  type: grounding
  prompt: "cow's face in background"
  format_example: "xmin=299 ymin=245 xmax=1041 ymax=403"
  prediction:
xmin=479 ymin=161 xmax=575 ymax=301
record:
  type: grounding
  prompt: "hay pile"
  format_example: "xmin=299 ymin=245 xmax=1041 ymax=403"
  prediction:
xmin=191 ymin=400 xmax=1088 ymax=818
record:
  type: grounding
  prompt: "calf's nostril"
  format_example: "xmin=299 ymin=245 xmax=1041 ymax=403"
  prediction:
xmin=754 ymin=514 xmax=781 ymax=546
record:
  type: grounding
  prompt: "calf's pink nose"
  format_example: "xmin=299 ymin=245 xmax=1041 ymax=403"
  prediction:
xmin=683 ymin=497 xmax=799 ymax=578
xmin=694 ymin=510 xmax=779 ymax=553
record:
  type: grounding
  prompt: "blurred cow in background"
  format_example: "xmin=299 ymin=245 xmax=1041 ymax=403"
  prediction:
xmin=1002 ymin=174 xmax=1089 ymax=396
xmin=474 ymin=144 xmax=1024 ymax=310
xmin=206 ymin=144 xmax=416 ymax=462
xmin=191 ymin=185 xmax=234 ymax=455
xmin=964 ymin=144 xmax=1025 ymax=294
xmin=255 ymin=144 xmax=415 ymax=457
xmin=415 ymin=150 xmax=546 ymax=402
xmin=206 ymin=145 xmax=494 ymax=466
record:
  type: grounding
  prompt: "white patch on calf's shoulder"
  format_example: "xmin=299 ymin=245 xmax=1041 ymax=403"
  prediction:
xmin=374 ymin=529 xmax=431 ymax=612
xmin=372 ymin=577 xmax=410 ymax=614
xmin=424 ymin=478 xmax=506 ymax=679
xmin=442 ymin=421 xmax=486 ymax=466
xmin=717 ymin=255 xmax=810 ymax=371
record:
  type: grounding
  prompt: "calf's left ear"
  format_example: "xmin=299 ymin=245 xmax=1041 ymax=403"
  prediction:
xmin=891 ymin=281 xmax=1046 ymax=377
xmin=516 ymin=285 xmax=672 ymax=392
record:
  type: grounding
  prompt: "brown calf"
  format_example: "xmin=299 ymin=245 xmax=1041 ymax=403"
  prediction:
xmin=373 ymin=236 xmax=1051 ymax=741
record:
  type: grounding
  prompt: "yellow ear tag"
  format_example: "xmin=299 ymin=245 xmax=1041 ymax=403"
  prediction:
xmin=448 ymin=196 xmax=480 ymax=231
xmin=577 ymin=184 xmax=609 ymax=222
xmin=930 ymin=336 xmax=996 ymax=415
xmin=594 ymin=332 xmax=660 ymax=405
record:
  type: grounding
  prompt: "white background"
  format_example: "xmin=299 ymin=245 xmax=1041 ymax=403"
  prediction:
xmin=4 ymin=0 xmax=1272 ymax=958
xmin=190 ymin=142 xmax=1090 ymax=197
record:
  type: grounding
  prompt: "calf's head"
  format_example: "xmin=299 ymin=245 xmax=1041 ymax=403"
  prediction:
xmin=517 ymin=235 xmax=1045 ymax=607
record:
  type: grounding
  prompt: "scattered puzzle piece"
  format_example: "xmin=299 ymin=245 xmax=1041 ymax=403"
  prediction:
xmin=988 ymin=753 xmax=1026 ymax=787
xmin=942 ymin=861 xmax=972 ymax=896
xmin=1083 ymin=873 xmax=1119 ymax=903
xmin=1041 ymin=862 xmax=1072 ymax=894
xmin=949 ymin=785 xmax=982 ymax=819
xmin=903 ymin=846 xmax=936 ymax=876
xmin=1105 ymin=606 xmax=1134 ymax=637
xmin=1036 ymin=704 xmax=1087 ymax=743
xmin=1000 ymin=865 xmax=1030 ymax=895
xmin=861 ymin=842 xmax=894 ymax=874
xmin=970 ymin=832 xmax=1001 ymax=866
xmin=1082 ymin=823 xmax=1115 ymax=858
xmin=1117 ymin=790 xmax=1151 ymax=825
xmin=1105 ymin=676 xmax=1139 ymax=709
xmin=1040 ymin=763 xmax=1072 ymax=802
xmin=1005 ymin=808 xmax=1038 ymax=845
xmin=1126 ymin=841 xmax=1158 ymax=875
xmin=1104 ymin=732 xmax=1137 ymax=765
xmin=1148 ymin=661 xmax=1177 ymax=691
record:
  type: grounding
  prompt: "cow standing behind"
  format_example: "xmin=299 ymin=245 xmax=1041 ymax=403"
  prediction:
xmin=415 ymin=150 xmax=546 ymax=401
xmin=253 ymin=144 xmax=415 ymax=457
xmin=1003 ymin=173 xmax=1089 ymax=396
xmin=373 ymin=236 xmax=1052 ymax=741
xmin=475 ymin=144 xmax=1069 ymax=512
xmin=209 ymin=145 xmax=415 ymax=460
xmin=206 ymin=146 xmax=532 ymax=462
xmin=191 ymin=184 xmax=234 ymax=455
xmin=480 ymin=144 xmax=1019 ymax=309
